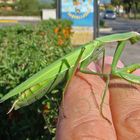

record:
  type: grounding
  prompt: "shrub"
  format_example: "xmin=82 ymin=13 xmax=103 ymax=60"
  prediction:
xmin=38 ymin=19 xmax=73 ymax=47
xmin=100 ymin=19 xmax=105 ymax=27
xmin=0 ymin=19 xmax=73 ymax=140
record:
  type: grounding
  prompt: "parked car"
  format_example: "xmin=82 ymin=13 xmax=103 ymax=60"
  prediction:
xmin=104 ymin=10 xmax=116 ymax=19
xmin=99 ymin=11 xmax=104 ymax=19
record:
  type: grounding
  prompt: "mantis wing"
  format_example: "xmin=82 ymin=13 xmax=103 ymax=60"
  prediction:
xmin=0 ymin=41 xmax=99 ymax=103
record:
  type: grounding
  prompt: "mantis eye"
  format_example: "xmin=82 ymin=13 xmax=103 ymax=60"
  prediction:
xmin=127 ymin=70 xmax=131 ymax=73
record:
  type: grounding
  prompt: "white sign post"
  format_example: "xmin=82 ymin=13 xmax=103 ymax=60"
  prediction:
xmin=42 ymin=9 xmax=56 ymax=20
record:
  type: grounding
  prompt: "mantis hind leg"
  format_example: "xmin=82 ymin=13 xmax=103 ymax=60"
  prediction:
xmin=75 ymin=73 xmax=99 ymax=109
xmin=119 ymin=63 xmax=140 ymax=74
xmin=79 ymin=57 xmax=111 ymax=123
xmin=79 ymin=68 xmax=111 ymax=123
xmin=100 ymin=74 xmax=111 ymax=124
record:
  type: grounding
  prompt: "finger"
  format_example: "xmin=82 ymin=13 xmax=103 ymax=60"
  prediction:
xmin=56 ymin=72 xmax=117 ymax=140
xmin=99 ymin=56 xmax=140 ymax=139
xmin=87 ymin=62 xmax=100 ymax=72
xmin=97 ymin=55 xmax=124 ymax=74
xmin=133 ymin=69 xmax=140 ymax=76
xmin=109 ymin=76 xmax=140 ymax=140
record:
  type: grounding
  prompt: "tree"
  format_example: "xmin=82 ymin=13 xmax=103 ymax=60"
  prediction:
xmin=51 ymin=0 xmax=57 ymax=8
xmin=133 ymin=0 xmax=139 ymax=18
xmin=123 ymin=0 xmax=140 ymax=18
xmin=112 ymin=0 xmax=122 ymax=6
xmin=123 ymin=0 xmax=132 ymax=15
xmin=17 ymin=0 xmax=40 ymax=14
xmin=112 ymin=0 xmax=140 ymax=18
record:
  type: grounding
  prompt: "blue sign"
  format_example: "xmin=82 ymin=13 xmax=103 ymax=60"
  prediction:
xmin=61 ymin=0 xmax=94 ymax=27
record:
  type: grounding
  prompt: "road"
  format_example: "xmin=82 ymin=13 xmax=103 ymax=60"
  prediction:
xmin=100 ymin=17 xmax=140 ymax=35
xmin=0 ymin=20 xmax=38 ymax=27
xmin=99 ymin=18 xmax=140 ymax=65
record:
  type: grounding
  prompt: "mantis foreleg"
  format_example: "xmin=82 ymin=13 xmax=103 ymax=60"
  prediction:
xmin=111 ymin=41 xmax=126 ymax=71
xmin=111 ymin=41 xmax=140 ymax=84
xmin=119 ymin=64 xmax=140 ymax=73
xmin=75 ymin=73 xmax=99 ymax=109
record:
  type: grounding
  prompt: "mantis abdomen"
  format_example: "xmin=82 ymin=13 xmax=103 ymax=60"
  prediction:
xmin=8 ymin=72 xmax=66 ymax=112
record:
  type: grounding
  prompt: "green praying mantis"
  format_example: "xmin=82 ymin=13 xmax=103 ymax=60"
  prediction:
xmin=0 ymin=31 xmax=140 ymax=122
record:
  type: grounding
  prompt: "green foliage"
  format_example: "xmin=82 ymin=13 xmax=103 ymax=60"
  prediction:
xmin=104 ymin=4 xmax=115 ymax=10
xmin=0 ymin=2 xmax=16 ymax=8
xmin=123 ymin=0 xmax=140 ymax=18
xmin=51 ymin=0 xmax=57 ymax=9
xmin=39 ymin=3 xmax=53 ymax=9
xmin=112 ymin=0 xmax=140 ymax=18
xmin=0 ymin=0 xmax=55 ymax=16
xmin=0 ymin=10 xmax=40 ymax=16
xmin=112 ymin=0 xmax=122 ymax=6
xmin=39 ymin=19 xmax=73 ymax=48
xmin=100 ymin=19 xmax=105 ymax=27
xmin=16 ymin=0 xmax=40 ymax=15
xmin=0 ymin=19 xmax=73 ymax=140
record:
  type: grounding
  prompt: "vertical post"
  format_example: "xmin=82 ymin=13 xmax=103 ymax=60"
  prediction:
xmin=94 ymin=0 xmax=99 ymax=39
xmin=56 ymin=0 xmax=61 ymax=19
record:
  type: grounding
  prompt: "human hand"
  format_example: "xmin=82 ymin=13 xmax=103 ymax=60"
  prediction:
xmin=56 ymin=56 xmax=140 ymax=140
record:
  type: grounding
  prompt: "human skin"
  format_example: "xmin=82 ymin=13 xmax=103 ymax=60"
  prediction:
xmin=98 ymin=56 xmax=140 ymax=140
xmin=56 ymin=56 xmax=140 ymax=140
xmin=109 ymin=71 xmax=140 ymax=140
xmin=56 ymin=72 xmax=117 ymax=140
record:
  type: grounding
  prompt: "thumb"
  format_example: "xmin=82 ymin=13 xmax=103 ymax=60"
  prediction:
xmin=109 ymin=71 xmax=140 ymax=140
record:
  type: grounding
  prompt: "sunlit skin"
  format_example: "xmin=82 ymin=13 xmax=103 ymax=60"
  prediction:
xmin=56 ymin=56 xmax=140 ymax=140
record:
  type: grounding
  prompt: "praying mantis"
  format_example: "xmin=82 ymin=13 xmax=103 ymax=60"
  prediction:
xmin=0 ymin=31 xmax=140 ymax=122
